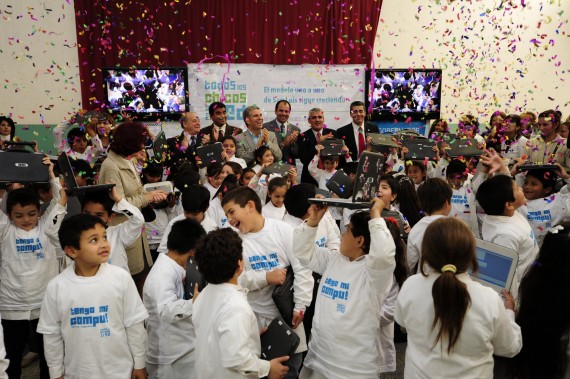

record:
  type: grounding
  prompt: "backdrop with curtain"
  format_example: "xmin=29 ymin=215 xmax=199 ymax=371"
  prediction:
xmin=74 ymin=0 xmax=383 ymax=109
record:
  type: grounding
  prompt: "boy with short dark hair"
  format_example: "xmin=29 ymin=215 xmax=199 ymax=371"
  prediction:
xmin=221 ymin=187 xmax=313 ymax=378
xmin=143 ymin=218 xmax=206 ymax=378
xmin=38 ymin=214 xmax=149 ymax=379
xmin=192 ymin=228 xmax=289 ymax=379
xmin=406 ymin=177 xmax=452 ymax=272
xmin=308 ymin=144 xmax=351 ymax=190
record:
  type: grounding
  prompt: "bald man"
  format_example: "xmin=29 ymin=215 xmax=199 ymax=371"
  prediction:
xmin=166 ymin=112 xmax=203 ymax=170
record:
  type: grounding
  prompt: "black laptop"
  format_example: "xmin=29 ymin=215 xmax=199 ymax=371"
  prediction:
xmin=262 ymin=162 xmax=293 ymax=177
xmin=195 ymin=142 xmax=224 ymax=168
xmin=152 ymin=131 xmax=168 ymax=162
xmin=260 ymin=317 xmax=300 ymax=361
xmin=403 ymin=138 xmax=436 ymax=160
xmin=320 ymin=138 xmax=345 ymax=156
xmin=446 ymin=138 xmax=483 ymax=157
xmin=325 ymin=169 xmax=353 ymax=199
xmin=308 ymin=151 xmax=385 ymax=209
xmin=58 ymin=153 xmax=115 ymax=196
xmin=369 ymin=133 xmax=398 ymax=154
xmin=0 ymin=151 xmax=50 ymax=183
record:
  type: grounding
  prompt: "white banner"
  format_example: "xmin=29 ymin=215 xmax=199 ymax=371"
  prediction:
xmin=188 ymin=64 xmax=365 ymax=131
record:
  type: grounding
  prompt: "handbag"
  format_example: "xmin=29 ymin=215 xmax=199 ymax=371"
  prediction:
xmin=272 ymin=266 xmax=295 ymax=326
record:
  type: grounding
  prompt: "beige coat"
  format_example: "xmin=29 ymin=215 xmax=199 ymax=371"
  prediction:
xmin=98 ymin=150 xmax=152 ymax=275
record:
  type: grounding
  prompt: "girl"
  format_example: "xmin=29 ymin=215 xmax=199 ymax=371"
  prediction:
xmin=251 ymin=145 xmax=275 ymax=186
xmin=457 ymin=114 xmax=485 ymax=144
xmin=202 ymin=162 xmax=225 ymax=200
xmin=484 ymin=111 xmax=506 ymax=151
xmin=294 ymin=198 xmax=396 ymax=379
xmin=392 ymin=175 xmax=423 ymax=228
xmin=500 ymin=114 xmax=528 ymax=165
xmin=405 ymin=161 xmax=427 ymax=190
xmin=221 ymin=161 xmax=243 ymax=184
xmin=560 ymin=121 xmax=570 ymax=139
xmin=205 ymin=174 xmax=240 ymax=229
xmin=514 ymin=223 xmax=570 ymax=378
xmin=308 ymin=144 xmax=351 ymax=190
xmin=261 ymin=177 xmax=288 ymax=221
xmin=221 ymin=135 xmax=247 ymax=168
xmin=427 ymin=118 xmax=449 ymax=137
xmin=0 ymin=116 xmax=15 ymax=148
xmin=395 ymin=218 xmax=522 ymax=378
xmin=240 ymin=168 xmax=255 ymax=187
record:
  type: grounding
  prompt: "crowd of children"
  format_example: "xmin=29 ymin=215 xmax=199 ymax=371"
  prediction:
xmin=0 ymin=106 xmax=569 ymax=379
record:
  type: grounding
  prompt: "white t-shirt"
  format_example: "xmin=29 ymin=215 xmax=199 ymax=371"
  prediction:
xmin=261 ymin=201 xmax=286 ymax=221
xmin=283 ymin=211 xmax=340 ymax=252
xmin=406 ymin=215 xmax=446 ymax=273
xmin=157 ymin=213 xmax=217 ymax=254
xmin=205 ymin=197 xmax=230 ymax=229
xmin=229 ymin=155 xmax=247 ymax=169
xmin=203 ymin=181 xmax=219 ymax=200
xmin=145 ymin=207 xmax=176 ymax=249
xmin=37 ymin=263 xmax=149 ymax=379
xmin=143 ymin=253 xmax=195 ymax=366
xmin=395 ymin=273 xmax=522 ymax=379
xmin=192 ymin=283 xmax=270 ymax=379
xmin=308 ymin=154 xmax=337 ymax=191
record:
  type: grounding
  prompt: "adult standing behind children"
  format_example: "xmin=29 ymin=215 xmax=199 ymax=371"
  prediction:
xmin=298 ymin=108 xmax=336 ymax=186
xmin=235 ymin=105 xmax=282 ymax=167
xmin=520 ymin=109 xmax=569 ymax=170
xmin=98 ymin=122 xmax=169 ymax=292
xmin=200 ymin=102 xmax=242 ymax=143
xmin=263 ymin=100 xmax=301 ymax=164
xmin=335 ymin=101 xmax=380 ymax=162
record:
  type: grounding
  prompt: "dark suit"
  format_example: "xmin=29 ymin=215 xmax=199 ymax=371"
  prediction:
xmin=299 ymin=128 xmax=336 ymax=186
xmin=165 ymin=131 xmax=202 ymax=170
xmin=200 ymin=123 xmax=242 ymax=143
xmin=336 ymin=122 xmax=380 ymax=162
xmin=263 ymin=119 xmax=301 ymax=164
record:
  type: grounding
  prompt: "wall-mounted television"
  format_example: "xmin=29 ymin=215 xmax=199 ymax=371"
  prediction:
xmin=365 ymin=69 xmax=442 ymax=120
xmin=103 ymin=67 xmax=189 ymax=121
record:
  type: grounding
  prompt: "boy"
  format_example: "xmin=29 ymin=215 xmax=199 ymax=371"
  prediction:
xmin=53 ymin=117 xmax=105 ymax=164
xmin=308 ymin=144 xmax=351 ymax=191
xmin=143 ymin=219 xmax=206 ymax=378
xmin=38 ymin=214 xmax=148 ymax=378
xmin=406 ymin=177 xmax=452 ymax=272
xmin=157 ymin=185 xmax=216 ymax=254
xmin=0 ymin=157 xmax=61 ymax=378
xmin=192 ymin=228 xmax=289 ymax=379
xmin=221 ymin=187 xmax=313 ymax=378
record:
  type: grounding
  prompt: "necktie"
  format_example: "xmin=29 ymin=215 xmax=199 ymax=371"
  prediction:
xmin=280 ymin=123 xmax=285 ymax=134
xmin=190 ymin=136 xmax=196 ymax=147
xmin=316 ymin=131 xmax=323 ymax=169
xmin=317 ymin=131 xmax=321 ymax=143
xmin=358 ymin=128 xmax=365 ymax=158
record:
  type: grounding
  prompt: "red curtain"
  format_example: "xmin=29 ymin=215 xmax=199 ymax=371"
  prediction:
xmin=74 ymin=0 xmax=383 ymax=109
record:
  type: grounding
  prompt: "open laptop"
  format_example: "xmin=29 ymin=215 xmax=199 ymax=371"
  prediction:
xmin=470 ymin=238 xmax=519 ymax=294
xmin=369 ymin=133 xmax=398 ymax=155
xmin=262 ymin=162 xmax=293 ymax=177
xmin=58 ymin=153 xmax=115 ymax=196
xmin=308 ymin=151 xmax=384 ymax=209
xmin=403 ymin=138 xmax=436 ymax=160
xmin=195 ymin=142 xmax=223 ymax=168
xmin=152 ymin=131 xmax=168 ymax=162
xmin=325 ymin=169 xmax=353 ymax=199
xmin=320 ymin=138 xmax=345 ymax=156
xmin=447 ymin=138 xmax=483 ymax=157
xmin=0 ymin=151 xmax=50 ymax=183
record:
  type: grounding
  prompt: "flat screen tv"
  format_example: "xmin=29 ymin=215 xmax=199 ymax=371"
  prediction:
xmin=103 ymin=67 xmax=189 ymax=121
xmin=365 ymin=69 xmax=442 ymax=120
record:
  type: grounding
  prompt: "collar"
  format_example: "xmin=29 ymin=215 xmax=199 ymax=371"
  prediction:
xmin=247 ymin=128 xmax=261 ymax=138
xmin=352 ymin=121 xmax=364 ymax=132
xmin=107 ymin=150 xmax=134 ymax=170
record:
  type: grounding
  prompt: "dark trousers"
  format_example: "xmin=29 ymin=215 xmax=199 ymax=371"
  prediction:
xmin=2 ymin=318 xmax=49 ymax=379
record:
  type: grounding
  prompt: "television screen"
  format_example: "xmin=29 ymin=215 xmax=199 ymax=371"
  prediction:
xmin=103 ymin=67 xmax=188 ymax=120
xmin=366 ymin=69 xmax=442 ymax=120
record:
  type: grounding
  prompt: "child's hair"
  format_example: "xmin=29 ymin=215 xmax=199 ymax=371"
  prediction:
xmin=343 ymin=162 xmax=359 ymax=176
xmin=166 ymin=218 xmax=206 ymax=254
xmin=240 ymin=168 xmax=255 ymax=186
xmin=515 ymin=222 xmax=570 ymax=378
xmin=525 ymin=169 xmax=557 ymax=196
xmin=142 ymin=159 xmax=163 ymax=180
xmin=417 ymin=178 xmax=452 ymax=215
xmin=206 ymin=162 xmax=223 ymax=178
xmin=283 ymin=183 xmax=316 ymax=218
xmin=475 ymin=175 xmax=515 ymax=216
xmin=181 ymin=185 xmax=211 ymax=214
xmin=445 ymin=159 xmax=468 ymax=179
xmin=427 ymin=119 xmax=449 ymax=136
xmin=268 ymin=177 xmax=288 ymax=194
xmin=395 ymin=175 xmax=423 ymax=227
xmin=223 ymin=161 xmax=243 ymax=178
xmin=70 ymin=158 xmax=96 ymax=184
xmin=58 ymin=214 xmax=107 ymax=250
xmin=254 ymin=145 xmax=272 ymax=164
xmin=29 ymin=182 xmax=52 ymax=198
xmin=385 ymin=217 xmax=409 ymax=288
xmin=379 ymin=174 xmax=399 ymax=203
xmin=458 ymin=114 xmax=480 ymax=134
xmin=214 ymin=174 xmax=240 ymax=198
xmin=538 ymin=109 xmax=561 ymax=128
xmin=195 ymin=228 xmax=243 ymax=284
xmin=221 ymin=135 xmax=237 ymax=146
xmin=321 ymin=156 xmax=338 ymax=164
xmin=406 ymin=160 xmax=427 ymax=179
xmin=80 ymin=190 xmax=115 ymax=215
xmin=221 ymin=187 xmax=262 ymax=213
xmin=172 ymin=163 xmax=200 ymax=191
xmin=420 ymin=217 xmax=478 ymax=354
xmin=349 ymin=211 xmax=372 ymax=254
xmin=505 ymin=114 xmax=523 ymax=138
xmin=66 ymin=127 xmax=87 ymax=146
xmin=6 ymin=188 xmax=40 ymax=214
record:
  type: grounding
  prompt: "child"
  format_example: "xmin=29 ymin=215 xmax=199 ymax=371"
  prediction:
xmin=202 ymin=162 xmax=225 ymax=200
xmin=405 ymin=160 xmax=428 ymax=190
xmin=262 ymin=177 xmax=288 ymax=221
xmin=37 ymin=214 xmax=149 ymax=378
xmin=251 ymin=146 xmax=275 ymax=187
xmin=222 ymin=161 xmax=243 ymax=183
xmin=0 ymin=157 xmax=61 ymax=378
xmin=406 ymin=177 xmax=453 ymax=273
xmin=392 ymin=174 xmax=423 ymax=228
xmin=395 ymin=218 xmax=521 ymax=378
xmin=158 ymin=185 xmax=216 ymax=254
xmin=53 ymin=117 xmax=105 ymax=164
xmin=192 ymin=228 xmax=289 ymax=379
xmin=221 ymin=187 xmax=314 ymax=378
xmin=143 ymin=219 xmax=206 ymax=378
xmin=221 ymin=135 xmax=247 ymax=169
xmin=294 ymin=198 xmax=396 ymax=379
xmin=206 ymin=174 xmax=240 ymax=229
xmin=308 ymin=144 xmax=351 ymax=191
xmin=241 ymin=168 xmax=255 ymax=187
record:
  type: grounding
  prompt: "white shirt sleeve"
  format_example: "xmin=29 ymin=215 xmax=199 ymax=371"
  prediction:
xmin=53 ymin=120 xmax=72 ymax=153
xmin=491 ymin=303 xmax=523 ymax=357
xmin=126 ymin=321 xmax=148 ymax=370
xmin=237 ymin=266 xmax=269 ymax=291
xmin=43 ymin=203 xmax=67 ymax=250
xmin=282 ymin=227 xmax=314 ymax=312
xmin=293 ymin=222 xmax=333 ymax=275
xmin=42 ymin=334 xmax=65 ymax=378
xmin=113 ymin=198 xmax=145 ymax=247
xmin=366 ymin=218 xmax=396 ymax=295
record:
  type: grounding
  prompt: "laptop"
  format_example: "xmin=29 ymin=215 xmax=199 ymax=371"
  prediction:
xmin=195 ymin=142 xmax=224 ymax=168
xmin=184 ymin=256 xmax=207 ymax=300
xmin=320 ymin=138 xmax=345 ymax=156
xmin=260 ymin=317 xmax=300 ymax=361
xmin=518 ymin=164 xmax=559 ymax=172
xmin=262 ymin=162 xmax=293 ymax=177
xmin=369 ymin=133 xmax=398 ymax=154
xmin=308 ymin=151 xmax=385 ymax=209
xmin=429 ymin=132 xmax=456 ymax=151
xmin=470 ymin=238 xmax=519 ymax=294
xmin=58 ymin=153 xmax=115 ymax=196
xmin=152 ymin=131 xmax=168 ymax=162
xmin=325 ymin=169 xmax=353 ymax=199
xmin=446 ymin=138 xmax=483 ymax=157
xmin=143 ymin=181 xmax=173 ymax=193
xmin=403 ymin=138 xmax=436 ymax=160
xmin=0 ymin=151 xmax=50 ymax=183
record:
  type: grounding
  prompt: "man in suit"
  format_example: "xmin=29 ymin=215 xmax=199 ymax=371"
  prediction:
xmin=200 ymin=102 xmax=242 ymax=143
xmin=263 ymin=99 xmax=301 ymax=164
xmin=336 ymin=101 xmax=380 ymax=163
xmin=166 ymin=111 xmax=203 ymax=170
xmin=298 ymin=108 xmax=336 ymax=186
xmin=235 ymin=105 xmax=282 ymax=167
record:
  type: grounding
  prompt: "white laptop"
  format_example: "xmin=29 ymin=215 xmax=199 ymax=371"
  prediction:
xmin=470 ymin=238 xmax=519 ymax=293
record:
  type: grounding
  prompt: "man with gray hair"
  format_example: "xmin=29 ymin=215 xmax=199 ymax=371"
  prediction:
xmin=298 ymin=108 xmax=336 ymax=185
xmin=235 ymin=105 xmax=282 ymax=166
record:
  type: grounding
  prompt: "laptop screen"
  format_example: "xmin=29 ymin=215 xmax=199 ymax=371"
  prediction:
xmin=474 ymin=246 xmax=513 ymax=288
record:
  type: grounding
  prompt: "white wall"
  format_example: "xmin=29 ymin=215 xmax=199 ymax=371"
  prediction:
xmin=0 ymin=0 xmax=81 ymax=124
xmin=374 ymin=0 xmax=570 ymax=123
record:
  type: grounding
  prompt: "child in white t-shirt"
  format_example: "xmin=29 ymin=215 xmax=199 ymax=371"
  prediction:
xmin=262 ymin=177 xmax=288 ymax=221
xmin=206 ymin=174 xmax=240 ymax=229
xmin=222 ymin=136 xmax=247 ymax=169
xmin=192 ymin=228 xmax=289 ymax=379
xmin=37 ymin=214 xmax=149 ymax=379
xmin=308 ymin=143 xmax=351 ymax=191
xmin=143 ymin=218 xmax=206 ymax=378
